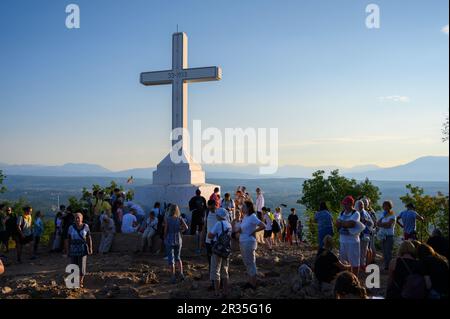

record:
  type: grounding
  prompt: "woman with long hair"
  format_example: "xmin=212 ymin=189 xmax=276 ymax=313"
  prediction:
xmin=164 ymin=204 xmax=188 ymax=284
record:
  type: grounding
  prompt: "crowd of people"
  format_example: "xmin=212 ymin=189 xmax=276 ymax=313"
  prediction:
xmin=0 ymin=204 xmax=44 ymax=263
xmin=0 ymin=186 xmax=448 ymax=299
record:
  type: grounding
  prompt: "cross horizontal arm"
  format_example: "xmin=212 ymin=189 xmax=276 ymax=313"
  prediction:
xmin=140 ymin=70 xmax=173 ymax=86
xmin=185 ymin=66 xmax=222 ymax=83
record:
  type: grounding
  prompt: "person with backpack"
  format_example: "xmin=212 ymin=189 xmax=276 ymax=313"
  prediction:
xmin=202 ymin=200 xmax=220 ymax=288
xmin=65 ymin=212 xmax=93 ymax=288
xmin=336 ymin=196 xmax=361 ymax=275
xmin=377 ymin=200 xmax=397 ymax=271
xmin=417 ymin=243 xmax=449 ymax=299
xmin=386 ymin=240 xmax=427 ymax=299
xmin=208 ymin=208 xmax=232 ymax=297
xmin=164 ymin=204 xmax=188 ymax=284
xmin=15 ymin=206 xmax=34 ymax=263
xmin=236 ymin=201 xmax=266 ymax=290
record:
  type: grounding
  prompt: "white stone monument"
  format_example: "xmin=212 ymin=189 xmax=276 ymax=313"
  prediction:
xmin=134 ymin=32 xmax=221 ymax=212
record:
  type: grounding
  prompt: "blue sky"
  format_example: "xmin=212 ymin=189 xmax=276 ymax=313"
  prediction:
xmin=0 ymin=0 xmax=448 ymax=170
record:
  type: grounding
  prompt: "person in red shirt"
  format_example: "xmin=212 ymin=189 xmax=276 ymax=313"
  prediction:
xmin=210 ymin=187 xmax=221 ymax=209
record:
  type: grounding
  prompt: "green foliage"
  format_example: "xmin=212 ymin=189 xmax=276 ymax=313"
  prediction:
xmin=0 ymin=170 xmax=6 ymax=194
xmin=299 ymin=170 xmax=381 ymax=247
xmin=67 ymin=180 xmax=132 ymax=220
xmin=68 ymin=196 xmax=85 ymax=213
xmin=400 ymin=184 xmax=449 ymax=240
xmin=0 ymin=198 xmax=30 ymax=216
xmin=305 ymin=208 xmax=318 ymax=245
xmin=299 ymin=170 xmax=381 ymax=212
xmin=37 ymin=217 xmax=55 ymax=246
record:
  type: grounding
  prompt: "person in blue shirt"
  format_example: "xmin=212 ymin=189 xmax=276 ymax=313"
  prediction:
xmin=32 ymin=211 xmax=44 ymax=259
xmin=314 ymin=202 xmax=334 ymax=250
xmin=397 ymin=203 xmax=424 ymax=240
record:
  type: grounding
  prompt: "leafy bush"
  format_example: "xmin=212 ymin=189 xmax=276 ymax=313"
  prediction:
xmin=0 ymin=170 xmax=6 ymax=194
xmin=299 ymin=170 xmax=381 ymax=247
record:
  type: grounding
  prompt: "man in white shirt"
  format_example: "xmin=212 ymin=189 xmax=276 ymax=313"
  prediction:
xmin=125 ymin=201 xmax=145 ymax=225
xmin=202 ymin=200 xmax=220 ymax=290
xmin=121 ymin=210 xmax=138 ymax=234
xmin=255 ymin=188 xmax=264 ymax=216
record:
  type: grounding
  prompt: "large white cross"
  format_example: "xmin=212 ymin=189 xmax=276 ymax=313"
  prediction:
xmin=140 ymin=32 xmax=222 ymax=147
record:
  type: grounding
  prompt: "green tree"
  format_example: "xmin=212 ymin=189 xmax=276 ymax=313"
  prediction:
xmin=299 ymin=170 xmax=381 ymax=246
xmin=400 ymin=184 xmax=449 ymax=240
xmin=0 ymin=170 xmax=6 ymax=194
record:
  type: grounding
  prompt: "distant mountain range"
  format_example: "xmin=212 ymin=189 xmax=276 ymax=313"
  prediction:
xmin=0 ymin=156 xmax=448 ymax=182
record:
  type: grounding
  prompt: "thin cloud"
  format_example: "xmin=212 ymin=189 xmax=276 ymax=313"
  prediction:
xmin=442 ymin=24 xmax=449 ymax=35
xmin=378 ymin=96 xmax=410 ymax=103
xmin=279 ymin=136 xmax=434 ymax=148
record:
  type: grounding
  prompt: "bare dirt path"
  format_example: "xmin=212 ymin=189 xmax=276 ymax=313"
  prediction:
xmin=0 ymin=243 xmax=388 ymax=299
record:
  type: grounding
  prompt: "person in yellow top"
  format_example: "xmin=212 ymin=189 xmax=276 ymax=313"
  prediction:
xmin=15 ymin=206 xmax=33 ymax=263
xmin=93 ymin=191 xmax=111 ymax=231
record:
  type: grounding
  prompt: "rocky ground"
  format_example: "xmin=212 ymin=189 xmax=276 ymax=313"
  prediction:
xmin=0 ymin=242 xmax=388 ymax=299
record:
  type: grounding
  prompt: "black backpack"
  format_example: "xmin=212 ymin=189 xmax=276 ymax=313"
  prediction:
xmin=212 ymin=222 xmax=232 ymax=258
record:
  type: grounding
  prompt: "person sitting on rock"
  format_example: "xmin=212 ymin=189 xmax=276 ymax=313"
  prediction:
xmin=99 ymin=212 xmax=115 ymax=254
xmin=140 ymin=211 xmax=158 ymax=252
xmin=314 ymin=235 xmax=351 ymax=287
xmin=121 ymin=209 xmax=138 ymax=234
